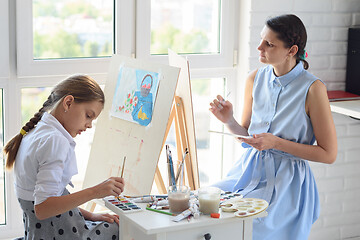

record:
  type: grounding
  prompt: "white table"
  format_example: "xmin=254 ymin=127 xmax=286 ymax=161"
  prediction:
xmin=330 ymin=100 xmax=360 ymax=119
xmin=107 ymin=202 xmax=267 ymax=240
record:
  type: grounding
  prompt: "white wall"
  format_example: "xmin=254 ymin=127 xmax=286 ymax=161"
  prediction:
xmin=237 ymin=0 xmax=360 ymax=239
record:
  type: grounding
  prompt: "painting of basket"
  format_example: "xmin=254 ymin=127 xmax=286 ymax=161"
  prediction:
xmin=141 ymin=74 xmax=153 ymax=97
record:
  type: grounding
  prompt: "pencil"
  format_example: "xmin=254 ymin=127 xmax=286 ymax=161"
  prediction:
xmin=120 ymin=156 xmax=126 ymax=178
xmin=146 ymin=207 xmax=176 ymax=216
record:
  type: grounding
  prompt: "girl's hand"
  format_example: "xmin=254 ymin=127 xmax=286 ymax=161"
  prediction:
xmin=87 ymin=212 xmax=120 ymax=225
xmin=91 ymin=177 xmax=125 ymax=199
xmin=240 ymin=133 xmax=279 ymax=151
xmin=209 ymin=95 xmax=234 ymax=124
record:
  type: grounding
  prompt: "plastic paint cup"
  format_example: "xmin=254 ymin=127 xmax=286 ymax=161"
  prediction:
xmin=168 ymin=185 xmax=190 ymax=213
xmin=198 ymin=187 xmax=221 ymax=214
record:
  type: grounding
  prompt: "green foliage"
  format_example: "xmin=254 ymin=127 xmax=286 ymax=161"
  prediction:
xmin=33 ymin=2 xmax=210 ymax=58
xmin=101 ymin=41 xmax=112 ymax=56
xmin=33 ymin=0 xmax=112 ymax=59
xmin=33 ymin=0 xmax=59 ymax=18
xmin=60 ymin=1 xmax=99 ymax=19
xmin=102 ymin=14 xmax=113 ymax=22
xmin=151 ymin=24 xmax=210 ymax=54
xmin=21 ymin=88 xmax=51 ymax=126
xmin=34 ymin=0 xmax=99 ymax=19
xmin=34 ymin=30 xmax=82 ymax=59
xmin=191 ymin=79 xmax=211 ymax=96
xmin=173 ymin=29 xmax=209 ymax=54
xmin=151 ymin=24 xmax=181 ymax=54
xmin=84 ymin=41 xmax=100 ymax=57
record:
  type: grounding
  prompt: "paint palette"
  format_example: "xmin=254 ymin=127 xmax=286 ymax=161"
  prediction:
xmin=104 ymin=196 xmax=143 ymax=214
xmin=220 ymin=191 xmax=243 ymax=204
xmin=220 ymin=198 xmax=268 ymax=218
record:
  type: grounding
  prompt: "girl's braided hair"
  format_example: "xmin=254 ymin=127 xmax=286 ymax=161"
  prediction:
xmin=4 ymin=75 xmax=104 ymax=170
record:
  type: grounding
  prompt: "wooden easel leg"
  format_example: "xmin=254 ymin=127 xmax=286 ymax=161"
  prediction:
xmin=154 ymin=96 xmax=200 ymax=192
xmin=174 ymin=107 xmax=184 ymax=162
xmin=161 ymin=104 xmax=176 ymax=150
xmin=155 ymin=166 xmax=167 ymax=194
xmin=174 ymin=96 xmax=197 ymax=190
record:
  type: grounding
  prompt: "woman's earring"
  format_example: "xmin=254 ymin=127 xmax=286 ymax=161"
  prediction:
xmin=65 ymin=110 xmax=67 ymax=113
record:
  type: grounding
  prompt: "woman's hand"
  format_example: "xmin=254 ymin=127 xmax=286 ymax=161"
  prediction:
xmin=209 ymin=95 xmax=234 ymax=124
xmin=240 ymin=133 xmax=279 ymax=151
xmin=91 ymin=177 xmax=125 ymax=199
xmin=87 ymin=212 xmax=120 ymax=225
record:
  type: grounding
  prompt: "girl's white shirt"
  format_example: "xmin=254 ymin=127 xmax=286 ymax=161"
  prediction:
xmin=14 ymin=112 xmax=78 ymax=205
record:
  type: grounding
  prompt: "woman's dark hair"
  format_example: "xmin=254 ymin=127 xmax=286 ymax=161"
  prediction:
xmin=266 ymin=14 xmax=309 ymax=70
xmin=4 ymin=75 xmax=105 ymax=170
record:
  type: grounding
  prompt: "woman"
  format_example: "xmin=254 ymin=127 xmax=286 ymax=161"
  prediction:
xmin=210 ymin=14 xmax=337 ymax=239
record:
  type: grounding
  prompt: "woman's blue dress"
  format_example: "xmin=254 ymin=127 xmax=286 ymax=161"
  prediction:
xmin=213 ymin=62 xmax=321 ymax=240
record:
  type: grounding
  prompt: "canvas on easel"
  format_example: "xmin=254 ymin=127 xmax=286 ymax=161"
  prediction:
xmin=82 ymin=55 xmax=180 ymax=197
xmin=153 ymin=49 xmax=200 ymax=193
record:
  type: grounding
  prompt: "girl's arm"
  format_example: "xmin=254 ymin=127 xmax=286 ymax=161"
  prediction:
xmin=34 ymin=177 xmax=124 ymax=220
xmin=79 ymin=208 xmax=120 ymax=224
xmin=242 ymin=80 xmax=338 ymax=164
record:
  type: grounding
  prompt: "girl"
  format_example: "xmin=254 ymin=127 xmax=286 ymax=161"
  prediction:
xmin=210 ymin=14 xmax=337 ymax=239
xmin=5 ymin=75 xmax=124 ymax=239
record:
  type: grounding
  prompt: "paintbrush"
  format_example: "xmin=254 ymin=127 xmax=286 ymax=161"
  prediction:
xmin=120 ymin=156 xmax=126 ymax=178
xmin=175 ymin=148 xmax=188 ymax=184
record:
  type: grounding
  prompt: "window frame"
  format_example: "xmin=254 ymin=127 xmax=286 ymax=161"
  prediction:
xmin=0 ymin=0 xmax=9 ymax=78
xmin=16 ymin=0 xmax=135 ymax=77
xmin=0 ymin=78 xmax=24 ymax=238
xmin=135 ymin=0 xmax=236 ymax=68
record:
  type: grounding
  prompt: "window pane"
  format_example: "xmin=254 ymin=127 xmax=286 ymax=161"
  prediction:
xmin=151 ymin=0 xmax=221 ymax=55
xmin=192 ymin=78 xmax=225 ymax=186
xmin=151 ymin=78 xmax=225 ymax=193
xmin=33 ymin=0 xmax=114 ymax=59
xmin=21 ymin=87 xmax=52 ymax=126
xmin=0 ymin=90 xmax=5 ymax=225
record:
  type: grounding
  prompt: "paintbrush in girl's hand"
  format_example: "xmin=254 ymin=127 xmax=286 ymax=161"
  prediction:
xmin=120 ymin=156 xmax=126 ymax=178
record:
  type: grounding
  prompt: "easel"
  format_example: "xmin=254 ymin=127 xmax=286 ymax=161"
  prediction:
xmin=85 ymin=51 xmax=198 ymax=212
xmin=154 ymin=95 xmax=200 ymax=193
xmin=83 ymin=55 xmax=180 ymax=212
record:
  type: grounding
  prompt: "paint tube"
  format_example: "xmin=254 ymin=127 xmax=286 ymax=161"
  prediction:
xmin=132 ymin=196 xmax=158 ymax=203
xmin=172 ymin=202 xmax=200 ymax=222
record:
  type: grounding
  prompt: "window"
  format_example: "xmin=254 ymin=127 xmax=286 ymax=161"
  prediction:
xmin=189 ymin=68 xmax=238 ymax=184
xmin=150 ymin=0 xmax=220 ymax=55
xmin=16 ymin=0 xmax=115 ymax=76
xmin=191 ymin=78 xmax=226 ymax=185
xmin=136 ymin=0 xmax=235 ymax=68
xmin=33 ymin=0 xmax=113 ymax=59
